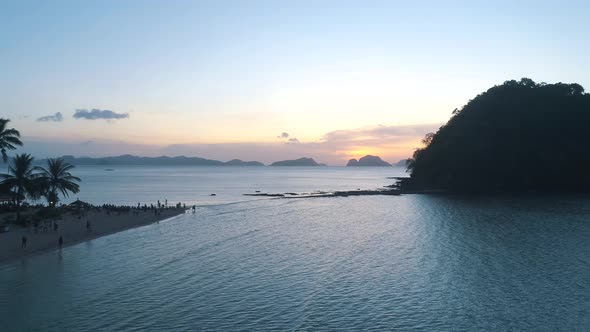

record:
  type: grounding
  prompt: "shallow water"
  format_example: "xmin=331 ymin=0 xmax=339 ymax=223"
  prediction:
xmin=62 ymin=165 xmax=406 ymax=206
xmin=1 ymin=167 xmax=589 ymax=331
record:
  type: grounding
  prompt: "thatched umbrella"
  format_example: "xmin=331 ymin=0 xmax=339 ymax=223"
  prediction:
xmin=69 ymin=199 xmax=91 ymax=208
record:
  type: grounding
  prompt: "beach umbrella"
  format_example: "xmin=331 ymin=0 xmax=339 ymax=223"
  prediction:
xmin=68 ymin=199 xmax=91 ymax=208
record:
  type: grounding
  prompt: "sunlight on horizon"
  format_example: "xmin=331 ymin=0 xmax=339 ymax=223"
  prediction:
xmin=2 ymin=1 xmax=590 ymax=164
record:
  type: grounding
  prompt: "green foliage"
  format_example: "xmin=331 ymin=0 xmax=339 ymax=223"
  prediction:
xmin=0 ymin=154 xmax=39 ymax=200
xmin=0 ymin=154 xmax=40 ymax=222
xmin=0 ymin=118 xmax=23 ymax=163
xmin=0 ymin=155 xmax=81 ymax=222
xmin=35 ymin=158 xmax=81 ymax=206
xmin=408 ymin=78 xmax=590 ymax=193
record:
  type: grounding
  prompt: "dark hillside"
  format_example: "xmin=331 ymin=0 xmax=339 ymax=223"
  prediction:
xmin=407 ymin=78 xmax=590 ymax=193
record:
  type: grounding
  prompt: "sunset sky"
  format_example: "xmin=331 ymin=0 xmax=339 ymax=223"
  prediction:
xmin=2 ymin=1 xmax=589 ymax=165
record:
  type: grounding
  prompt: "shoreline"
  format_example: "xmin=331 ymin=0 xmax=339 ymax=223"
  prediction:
xmin=0 ymin=207 xmax=186 ymax=264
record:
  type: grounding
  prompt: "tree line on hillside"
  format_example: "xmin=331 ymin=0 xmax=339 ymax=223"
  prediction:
xmin=407 ymin=78 xmax=590 ymax=193
xmin=0 ymin=119 xmax=80 ymax=223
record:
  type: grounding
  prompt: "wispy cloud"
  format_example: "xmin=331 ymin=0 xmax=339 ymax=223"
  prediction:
xmin=73 ymin=109 xmax=129 ymax=120
xmin=36 ymin=112 xmax=63 ymax=122
xmin=162 ymin=124 xmax=440 ymax=164
xmin=20 ymin=123 xmax=441 ymax=165
xmin=278 ymin=132 xmax=301 ymax=143
xmin=321 ymin=124 xmax=439 ymax=144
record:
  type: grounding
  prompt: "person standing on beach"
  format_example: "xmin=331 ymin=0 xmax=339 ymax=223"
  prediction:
xmin=86 ymin=220 xmax=91 ymax=233
xmin=58 ymin=236 xmax=63 ymax=249
xmin=21 ymin=236 xmax=27 ymax=248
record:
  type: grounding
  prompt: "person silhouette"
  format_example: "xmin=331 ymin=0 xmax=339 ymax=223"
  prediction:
xmin=21 ymin=236 xmax=27 ymax=248
xmin=58 ymin=236 xmax=63 ymax=249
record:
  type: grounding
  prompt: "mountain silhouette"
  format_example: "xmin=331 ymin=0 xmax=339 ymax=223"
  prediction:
xmin=347 ymin=155 xmax=391 ymax=166
xmin=270 ymin=157 xmax=321 ymax=166
xmin=40 ymin=155 xmax=265 ymax=166
xmin=407 ymin=78 xmax=590 ymax=193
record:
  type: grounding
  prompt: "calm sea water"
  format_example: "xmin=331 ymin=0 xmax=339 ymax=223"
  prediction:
xmin=1 ymin=166 xmax=589 ymax=331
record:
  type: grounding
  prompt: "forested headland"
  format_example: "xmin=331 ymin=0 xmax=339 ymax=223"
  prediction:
xmin=406 ymin=78 xmax=590 ymax=193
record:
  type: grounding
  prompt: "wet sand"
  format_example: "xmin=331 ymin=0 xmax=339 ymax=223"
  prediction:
xmin=0 ymin=208 xmax=185 ymax=264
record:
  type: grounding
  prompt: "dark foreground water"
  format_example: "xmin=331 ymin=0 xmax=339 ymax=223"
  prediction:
xmin=1 ymin=167 xmax=589 ymax=331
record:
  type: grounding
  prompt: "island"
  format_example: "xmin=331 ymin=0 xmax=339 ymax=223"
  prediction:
xmin=346 ymin=155 xmax=391 ymax=166
xmin=270 ymin=157 xmax=321 ymax=166
xmin=39 ymin=155 xmax=265 ymax=166
xmin=403 ymin=78 xmax=590 ymax=193
xmin=223 ymin=159 xmax=265 ymax=166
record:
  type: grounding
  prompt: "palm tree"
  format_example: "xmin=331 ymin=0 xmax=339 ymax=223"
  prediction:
xmin=0 ymin=118 xmax=23 ymax=163
xmin=0 ymin=154 xmax=39 ymax=223
xmin=35 ymin=158 xmax=81 ymax=207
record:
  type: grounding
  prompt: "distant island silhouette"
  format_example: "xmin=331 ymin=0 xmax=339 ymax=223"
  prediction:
xmin=35 ymin=155 xmax=333 ymax=167
xmin=41 ymin=155 xmax=265 ymax=166
xmin=347 ymin=155 xmax=391 ymax=166
xmin=405 ymin=78 xmax=590 ymax=193
xmin=270 ymin=157 xmax=323 ymax=166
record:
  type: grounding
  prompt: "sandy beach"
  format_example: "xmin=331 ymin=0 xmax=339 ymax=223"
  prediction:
xmin=0 ymin=207 xmax=186 ymax=263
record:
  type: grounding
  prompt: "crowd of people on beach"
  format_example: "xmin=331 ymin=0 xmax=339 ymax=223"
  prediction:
xmin=71 ymin=200 xmax=187 ymax=217
xmin=6 ymin=200 xmax=190 ymax=256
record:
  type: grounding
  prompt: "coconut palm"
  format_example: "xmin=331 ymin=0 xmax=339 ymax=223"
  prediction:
xmin=35 ymin=158 xmax=81 ymax=207
xmin=0 ymin=154 xmax=39 ymax=223
xmin=0 ymin=118 xmax=23 ymax=163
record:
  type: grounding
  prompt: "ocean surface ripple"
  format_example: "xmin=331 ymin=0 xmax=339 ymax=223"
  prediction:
xmin=1 ymin=167 xmax=589 ymax=331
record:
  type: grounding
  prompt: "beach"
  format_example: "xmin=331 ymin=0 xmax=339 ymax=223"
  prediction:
xmin=0 ymin=207 xmax=185 ymax=263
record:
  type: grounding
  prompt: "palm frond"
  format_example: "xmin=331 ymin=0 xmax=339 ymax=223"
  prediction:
xmin=0 ymin=128 xmax=21 ymax=138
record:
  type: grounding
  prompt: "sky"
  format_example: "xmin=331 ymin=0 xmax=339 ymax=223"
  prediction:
xmin=2 ymin=0 xmax=589 ymax=165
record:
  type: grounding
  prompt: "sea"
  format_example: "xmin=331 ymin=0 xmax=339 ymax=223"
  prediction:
xmin=0 ymin=166 xmax=589 ymax=331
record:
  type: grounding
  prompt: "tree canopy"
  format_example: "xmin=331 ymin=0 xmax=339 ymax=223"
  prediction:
xmin=35 ymin=158 xmax=81 ymax=207
xmin=407 ymin=78 xmax=590 ymax=193
xmin=0 ymin=119 xmax=23 ymax=163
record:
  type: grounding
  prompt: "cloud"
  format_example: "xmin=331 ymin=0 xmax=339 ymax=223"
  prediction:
xmin=161 ymin=124 xmax=441 ymax=165
xmin=321 ymin=124 xmax=439 ymax=144
xmin=19 ymin=123 xmax=441 ymax=166
xmin=278 ymin=132 xmax=299 ymax=142
xmin=73 ymin=109 xmax=129 ymax=120
xmin=36 ymin=112 xmax=63 ymax=122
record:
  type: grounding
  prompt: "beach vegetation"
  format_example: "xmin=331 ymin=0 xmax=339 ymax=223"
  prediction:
xmin=35 ymin=158 xmax=81 ymax=207
xmin=407 ymin=78 xmax=590 ymax=193
xmin=0 ymin=154 xmax=40 ymax=223
xmin=0 ymin=118 xmax=23 ymax=163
